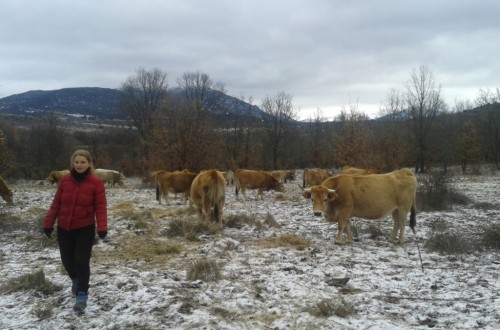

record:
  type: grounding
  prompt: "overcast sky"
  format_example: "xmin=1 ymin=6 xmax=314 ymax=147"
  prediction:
xmin=1 ymin=0 xmax=499 ymax=119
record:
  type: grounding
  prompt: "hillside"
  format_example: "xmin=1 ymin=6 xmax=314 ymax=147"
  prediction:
xmin=0 ymin=87 xmax=266 ymax=123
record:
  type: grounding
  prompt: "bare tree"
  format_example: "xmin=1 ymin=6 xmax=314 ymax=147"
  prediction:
xmin=119 ymin=67 xmax=168 ymax=170
xmin=176 ymin=71 xmax=226 ymax=113
xmin=260 ymin=91 xmax=298 ymax=169
xmin=474 ymin=88 xmax=500 ymax=169
xmin=405 ymin=65 xmax=445 ymax=173
xmin=333 ymin=104 xmax=372 ymax=168
xmin=375 ymin=89 xmax=411 ymax=170
xmin=457 ymin=122 xmax=482 ymax=174
xmin=305 ymin=108 xmax=332 ymax=167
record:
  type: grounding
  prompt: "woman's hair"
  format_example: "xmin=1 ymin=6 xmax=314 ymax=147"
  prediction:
xmin=70 ymin=149 xmax=94 ymax=171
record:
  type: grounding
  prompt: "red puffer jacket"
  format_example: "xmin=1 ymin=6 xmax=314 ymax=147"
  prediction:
xmin=44 ymin=172 xmax=107 ymax=232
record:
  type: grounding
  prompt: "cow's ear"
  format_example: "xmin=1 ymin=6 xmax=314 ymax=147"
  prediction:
xmin=302 ymin=191 xmax=311 ymax=199
xmin=327 ymin=189 xmax=337 ymax=199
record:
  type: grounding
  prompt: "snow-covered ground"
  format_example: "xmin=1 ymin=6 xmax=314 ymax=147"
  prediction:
xmin=1 ymin=170 xmax=499 ymax=329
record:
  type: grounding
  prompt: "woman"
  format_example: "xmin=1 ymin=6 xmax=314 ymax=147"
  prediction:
xmin=43 ymin=149 xmax=108 ymax=312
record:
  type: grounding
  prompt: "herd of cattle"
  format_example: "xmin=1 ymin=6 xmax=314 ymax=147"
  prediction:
xmin=0 ymin=166 xmax=418 ymax=245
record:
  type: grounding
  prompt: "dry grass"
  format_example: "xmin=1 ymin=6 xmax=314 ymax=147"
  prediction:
xmin=424 ymin=232 xmax=474 ymax=255
xmin=480 ymin=223 xmax=500 ymax=249
xmin=308 ymin=296 xmax=356 ymax=318
xmin=257 ymin=233 xmax=311 ymax=251
xmin=0 ymin=269 xmax=62 ymax=294
xmin=165 ymin=216 xmax=221 ymax=240
xmin=186 ymin=257 xmax=221 ymax=282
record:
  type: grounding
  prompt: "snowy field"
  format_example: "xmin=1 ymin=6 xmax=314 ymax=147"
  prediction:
xmin=0 ymin=170 xmax=499 ymax=329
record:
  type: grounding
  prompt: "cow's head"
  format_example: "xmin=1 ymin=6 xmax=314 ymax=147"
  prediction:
xmin=303 ymin=185 xmax=331 ymax=217
xmin=323 ymin=189 xmax=339 ymax=222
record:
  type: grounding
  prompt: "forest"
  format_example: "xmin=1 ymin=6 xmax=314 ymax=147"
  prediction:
xmin=0 ymin=66 xmax=499 ymax=180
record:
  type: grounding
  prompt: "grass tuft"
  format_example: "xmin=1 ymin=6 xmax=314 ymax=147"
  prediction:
xmin=424 ymin=232 xmax=473 ymax=254
xmin=187 ymin=257 xmax=221 ymax=282
xmin=0 ymin=269 xmax=62 ymax=294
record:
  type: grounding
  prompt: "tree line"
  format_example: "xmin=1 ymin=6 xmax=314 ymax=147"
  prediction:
xmin=0 ymin=65 xmax=499 ymax=180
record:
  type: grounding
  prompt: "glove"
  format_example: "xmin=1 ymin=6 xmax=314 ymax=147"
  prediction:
xmin=44 ymin=228 xmax=53 ymax=238
xmin=98 ymin=231 xmax=108 ymax=239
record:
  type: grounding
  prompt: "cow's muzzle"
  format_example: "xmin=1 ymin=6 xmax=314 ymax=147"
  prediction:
xmin=313 ymin=212 xmax=322 ymax=217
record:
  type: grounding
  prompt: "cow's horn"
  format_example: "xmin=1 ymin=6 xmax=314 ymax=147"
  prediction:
xmin=297 ymin=184 xmax=304 ymax=190
xmin=327 ymin=189 xmax=336 ymax=193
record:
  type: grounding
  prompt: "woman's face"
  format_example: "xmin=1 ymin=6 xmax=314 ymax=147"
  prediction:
xmin=73 ymin=155 xmax=91 ymax=173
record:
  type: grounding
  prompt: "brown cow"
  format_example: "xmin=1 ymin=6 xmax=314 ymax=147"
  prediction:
xmin=302 ymin=168 xmax=331 ymax=187
xmin=154 ymin=169 xmax=197 ymax=204
xmin=235 ymin=169 xmax=284 ymax=200
xmin=340 ymin=166 xmax=381 ymax=175
xmin=0 ymin=176 xmax=13 ymax=204
xmin=190 ymin=169 xmax=226 ymax=227
xmin=302 ymin=169 xmax=417 ymax=244
xmin=46 ymin=170 xmax=69 ymax=185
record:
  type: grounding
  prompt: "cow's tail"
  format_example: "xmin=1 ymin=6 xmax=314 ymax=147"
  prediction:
xmin=409 ymin=194 xmax=416 ymax=234
xmin=152 ymin=171 xmax=161 ymax=203
xmin=208 ymin=170 xmax=222 ymax=224
xmin=234 ymin=172 xmax=240 ymax=198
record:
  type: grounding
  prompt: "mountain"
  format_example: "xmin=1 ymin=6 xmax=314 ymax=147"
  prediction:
xmin=0 ymin=87 xmax=267 ymax=122
xmin=0 ymin=87 xmax=124 ymax=119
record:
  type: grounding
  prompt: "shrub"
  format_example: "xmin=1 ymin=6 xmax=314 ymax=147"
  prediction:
xmin=187 ymin=258 xmax=221 ymax=282
xmin=309 ymin=296 xmax=356 ymax=318
xmin=480 ymin=223 xmax=500 ymax=249
xmin=0 ymin=269 xmax=62 ymax=294
xmin=424 ymin=232 xmax=473 ymax=254
xmin=166 ymin=217 xmax=219 ymax=239
xmin=417 ymin=171 xmax=471 ymax=211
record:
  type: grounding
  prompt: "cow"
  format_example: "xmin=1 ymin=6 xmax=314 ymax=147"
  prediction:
xmin=0 ymin=176 xmax=13 ymax=204
xmin=270 ymin=170 xmax=296 ymax=183
xmin=302 ymin=168 xmax=331 ymax=187
xmin=235 ymin=169 xmax=284 ymax=200
xmin=340 ymin=166 xmax=381 ymax=175
xmin=190 ymin=169 xmax=226 ymax=227
xmin=302 ymin=169 xmax=417 ymax=245
xmin=222 ymin=170 xmax=234 ymax=185
xmin=95 ymin=169 xmax=126 ymax=187
xmin=153 ymin=169 xmax=197 ymax=204
xmin=46 ymin=170 xmax=70 ymax=185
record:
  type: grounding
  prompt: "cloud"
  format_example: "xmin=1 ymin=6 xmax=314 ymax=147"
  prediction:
xmin=1 ymin=0 xmax=499 ymax=119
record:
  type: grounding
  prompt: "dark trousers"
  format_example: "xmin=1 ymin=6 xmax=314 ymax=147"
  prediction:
xmin=57 ymin=225 xmax=95 ymax=294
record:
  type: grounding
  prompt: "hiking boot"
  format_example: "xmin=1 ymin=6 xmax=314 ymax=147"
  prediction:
xmin=73 ymin=291 xmax=88 ymax=312
xmin=71 ymin=279 xmax=78 ymax=297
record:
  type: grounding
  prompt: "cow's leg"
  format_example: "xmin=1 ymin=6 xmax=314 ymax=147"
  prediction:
xmin=398 ymin=210 xmax=408 ymax=243
xmin=345 ymin=220 xmax=353 ymax=244
xmin=258 ymin=189 xmax=264 ymax=200
xmin=389 ymin=209 xmax=401 ymax=243
xmin=335 ymin=218 xmax=349 ymax=245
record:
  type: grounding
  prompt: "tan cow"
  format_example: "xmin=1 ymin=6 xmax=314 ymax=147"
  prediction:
xmin=270 ymin=170 xmax=296 ymax=183
xmin=340 ymin=166 xmax=381 ymax=175
xmin=0 ymin=176 xmax=13 ymax=204
xmin=46 ymin=170 xmax=69 ymax=185
xmin=235 ymin=169 xmax=284 ymax=200
xmin=95 ymin=169 xmax=126 ymax=187
xmin=222 ymin=170 xmax=234 ymax=185
xmin=302 ymin=169 xmax=417 ymax=244
xmin=190 ymin=169 xmax=226 ymax=227
xmin=302 ymin=168 xmax=331 ymax=187
xmin=154 ymin=169 xmax=197 ymax=204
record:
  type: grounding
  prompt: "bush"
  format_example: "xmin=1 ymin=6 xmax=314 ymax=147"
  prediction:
xmin=187 ymin=258 xmax=221 ymax=282
xmin=417 ymin=171 xmax=471 ymax=211
xmin=0 ymin=269 xmax=62 ymax=294
xmin=480 ymin=223 xmax=500 ymax=249
xmin=424 ymin=232 xmax=474 ymax=255
xmin=309 ymin=296 xmax=356 ymax=318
